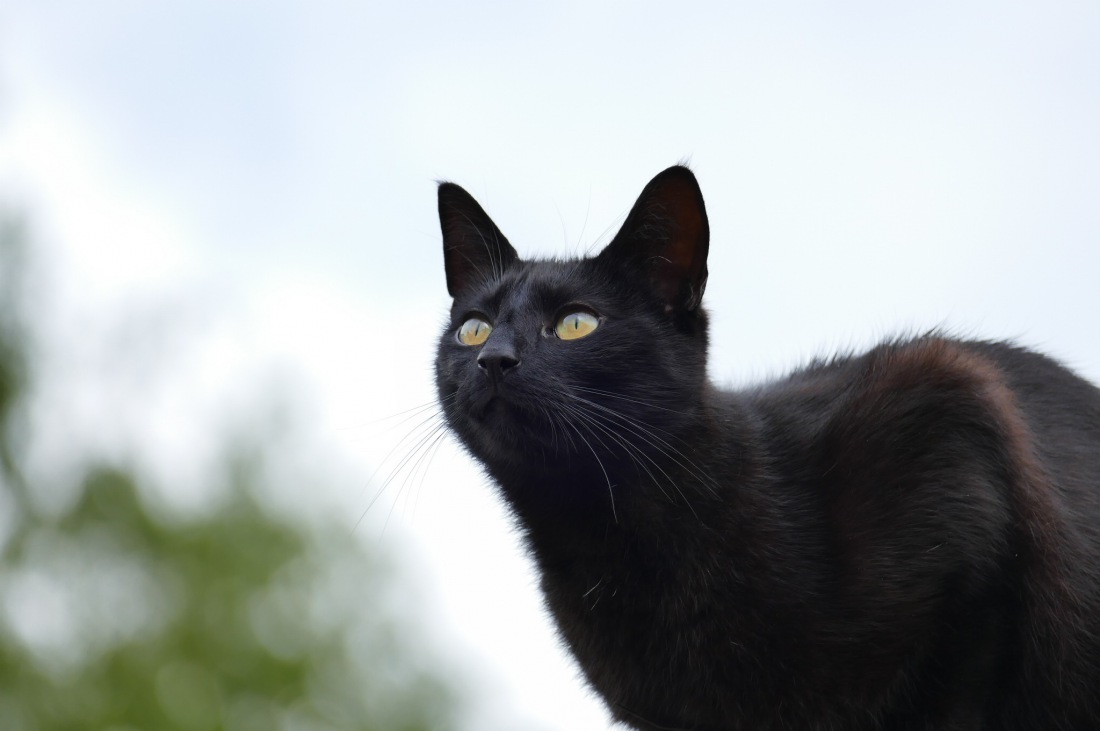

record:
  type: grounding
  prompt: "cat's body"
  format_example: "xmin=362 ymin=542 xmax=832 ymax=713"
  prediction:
xmin=434 ymin=166 xmax=1100 ymax=730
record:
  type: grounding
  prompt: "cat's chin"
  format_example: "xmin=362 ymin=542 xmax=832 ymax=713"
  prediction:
xmin=468 ymin=391 xmax=504 ymax=422
xmin=458 ymin=395 xmax=557 ymax=462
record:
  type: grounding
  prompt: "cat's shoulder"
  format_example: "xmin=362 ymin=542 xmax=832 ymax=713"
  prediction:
xmin=741 ymin=334 xmax=1072 ymax=450
xmin=764 ymin=333 xmax=1075 ymax=403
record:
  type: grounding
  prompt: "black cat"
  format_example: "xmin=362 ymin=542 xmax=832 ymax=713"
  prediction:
xmin=434 ymin=166 xmax=1100 ymax=730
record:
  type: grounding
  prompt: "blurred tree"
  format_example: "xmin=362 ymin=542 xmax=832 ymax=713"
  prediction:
xmin=0 ymin=216 xmax=461 ymax=731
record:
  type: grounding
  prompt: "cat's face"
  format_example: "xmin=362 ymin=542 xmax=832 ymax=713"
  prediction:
xmin=435 ymin=166 xmax=711 ymax=489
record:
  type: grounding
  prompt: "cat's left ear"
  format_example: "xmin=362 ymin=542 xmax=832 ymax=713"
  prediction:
xmin=438 ymin=182 xmax=519 ymax=298
xmin=597 ymin=165 xmax=709 ymax=312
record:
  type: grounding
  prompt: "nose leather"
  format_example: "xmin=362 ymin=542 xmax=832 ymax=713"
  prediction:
xmin=477 ymin=338 xmax=520 ymax=383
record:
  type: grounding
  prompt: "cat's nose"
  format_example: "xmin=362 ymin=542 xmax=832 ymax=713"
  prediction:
xmin=477 ymin=343 xmax=520 ymax=381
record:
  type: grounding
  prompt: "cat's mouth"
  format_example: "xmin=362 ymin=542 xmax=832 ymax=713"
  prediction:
xmin=467 ymin=382 xmax=513 ymax=420
xmin=453 ymin=379 xmax=564 ymax=456
xmin=471 ymin=392 xmax=501 ymax=421
xmin=467 ymin=387 xmax=539 ymax=433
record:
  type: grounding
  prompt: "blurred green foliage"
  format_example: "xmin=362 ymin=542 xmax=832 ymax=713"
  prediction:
xmin=0 ymin=217 xmax=461 ymax=730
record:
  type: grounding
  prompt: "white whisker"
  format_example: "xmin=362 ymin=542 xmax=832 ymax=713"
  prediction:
xmin=355 ymin=400 xmax=452 ymax=535
xmin=571 ymin=393 xmax=720 ymax=499
xmin=551 ymin=399 xmax=618 ymax=523
xmin=559 ymin=400 xmax=677 ymax=508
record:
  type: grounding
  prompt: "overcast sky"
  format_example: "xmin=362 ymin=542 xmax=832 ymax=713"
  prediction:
xmin=2 ymin=3 xmax=1099 ymax=729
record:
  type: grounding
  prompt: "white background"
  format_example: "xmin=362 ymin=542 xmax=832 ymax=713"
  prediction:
xmin=2 ymin=3 xmax=1098 ymax=729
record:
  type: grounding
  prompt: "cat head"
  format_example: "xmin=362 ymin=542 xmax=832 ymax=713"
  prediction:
xmin=434 ymin=166 xmax=711 ymax=496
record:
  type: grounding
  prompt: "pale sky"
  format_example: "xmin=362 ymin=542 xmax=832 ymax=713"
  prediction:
xmin=2 ymin=3 xmax=1098 ymax=729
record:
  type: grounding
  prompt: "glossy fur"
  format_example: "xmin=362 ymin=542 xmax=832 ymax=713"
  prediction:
xmin=434 ymin=166 xmax=1100 ymax=730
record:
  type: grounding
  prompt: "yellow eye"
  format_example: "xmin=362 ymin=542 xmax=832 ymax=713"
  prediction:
xmin=555 ymin=311 xmax=599 ymax=340
xmin=457 ymin=317 xmax=492 ymax=346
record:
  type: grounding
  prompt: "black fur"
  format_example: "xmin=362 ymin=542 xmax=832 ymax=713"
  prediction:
xmin=434 ymin=166 xmax=1100 ymax=730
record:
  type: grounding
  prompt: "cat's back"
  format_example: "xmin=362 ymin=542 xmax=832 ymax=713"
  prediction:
xmin=972 ymin=339 xmax=1100 ymax=479
xmin=735 ymin=334 xmax=1100 ymax=540
xmin=738 ymin=335 xmax=1100 ymax=457
xmin=725 ymin=335 xmax=1100 ymax=728
xmin=972 ymin=340 xmax=1100 ymax=584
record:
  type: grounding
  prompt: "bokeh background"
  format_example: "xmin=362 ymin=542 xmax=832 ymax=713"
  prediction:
xmin=1 ymin=3 xmax=1098 ymax=730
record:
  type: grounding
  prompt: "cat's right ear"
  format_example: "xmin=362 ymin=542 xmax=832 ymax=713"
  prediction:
xmin=438 ymin=182 xmax=518 ymax=298
xmin=597 ymin=165 xmax=709 ymax=312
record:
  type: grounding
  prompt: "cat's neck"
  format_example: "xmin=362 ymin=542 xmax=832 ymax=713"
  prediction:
xmin=488 ymin=387 xmax=768 ymax=558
